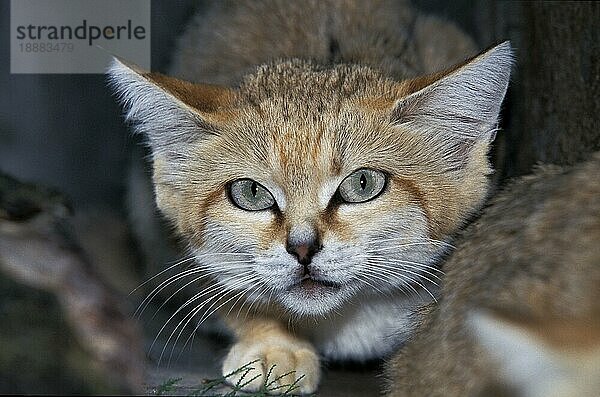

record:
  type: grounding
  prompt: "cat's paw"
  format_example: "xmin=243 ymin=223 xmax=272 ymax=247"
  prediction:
xmin=222 ymin=338 xmax=320 ymax=394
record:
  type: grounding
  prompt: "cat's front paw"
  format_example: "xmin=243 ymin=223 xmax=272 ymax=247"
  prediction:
xmin=222 ymin=338 xmax=320 ymax=394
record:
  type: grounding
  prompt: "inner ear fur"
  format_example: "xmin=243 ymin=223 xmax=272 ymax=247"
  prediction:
xmin=107 ymin=58 xmax=237 ymax=151
xmin=391 ymin=41 xmax=513 ymax=142
xmin=143 ymin=72 xmax=237 ymax=117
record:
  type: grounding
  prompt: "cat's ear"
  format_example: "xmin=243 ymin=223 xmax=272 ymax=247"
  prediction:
xmin=107 ymin=58 xmax=235 ymax=155
xmin=392 ymin=41 xmax=513 ymax=157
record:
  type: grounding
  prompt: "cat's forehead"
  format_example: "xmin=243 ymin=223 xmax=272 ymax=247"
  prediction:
xmin=238 ymin=60 xmax=398 ymax=105
xmin=222 ymin=108 xmax=345 ymax=197
xmin=207 ymin=62 xmax=403 ymax=200
xmin=232 ymin=61 xmax=398 ymax=158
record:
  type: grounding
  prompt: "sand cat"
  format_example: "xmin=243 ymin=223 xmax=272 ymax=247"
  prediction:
xmin=385 ymin=152 xmax=600 ymax=397
xmin=108 ymin=0 xmax=511 ymax=393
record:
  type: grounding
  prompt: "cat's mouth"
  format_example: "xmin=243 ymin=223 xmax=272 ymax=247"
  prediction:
xmin=289 ymin=275 xmax=341 ymax=294
xmin=278 ymin=274 xmax=347 ymax=314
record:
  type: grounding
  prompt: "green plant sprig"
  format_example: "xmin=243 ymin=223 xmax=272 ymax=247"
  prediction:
xmin=155 ymin=359 xmax=315 ymax=397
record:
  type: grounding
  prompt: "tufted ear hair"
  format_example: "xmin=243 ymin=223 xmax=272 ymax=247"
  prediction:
xmin=392 ymin=41 xmax=513 ymax=167
xmin=107 ymin=58 xmax=236 ymax=156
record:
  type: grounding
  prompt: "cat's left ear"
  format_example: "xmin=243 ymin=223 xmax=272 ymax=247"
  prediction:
xmin=107 ymin=58 xmax=236 ymax=155
xmin=392 ymin=41 xmax=513 ymax=152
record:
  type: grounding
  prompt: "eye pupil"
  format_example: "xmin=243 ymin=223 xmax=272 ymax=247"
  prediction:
xmin=338 ymin=168 xmax=385 ymax=204
xmin=230 ymin=179 xmax=275 ymax=211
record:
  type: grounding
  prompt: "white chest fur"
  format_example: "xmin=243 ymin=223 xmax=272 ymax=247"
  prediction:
xmin=295 ymin=292 xmax=432 ymax=361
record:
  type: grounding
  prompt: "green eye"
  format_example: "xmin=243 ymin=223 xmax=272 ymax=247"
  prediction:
xmin=338 ymin=169 xmax=386 ymax=203
xmin=229 ymin=179 xmax=275 ymax=211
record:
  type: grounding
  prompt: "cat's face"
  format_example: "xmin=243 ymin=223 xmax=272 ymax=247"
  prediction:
xmin=172 ymin=74 xmax=445 ymax=315
xmin=109 ymin=44 xmax=512 ymax=317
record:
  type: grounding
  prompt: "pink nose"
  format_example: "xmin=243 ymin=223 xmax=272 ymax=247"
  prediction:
xmin=294 ymin=244 xmax=310 ymax=263
xmin=286 ymin=241 xmax=320 ymax=266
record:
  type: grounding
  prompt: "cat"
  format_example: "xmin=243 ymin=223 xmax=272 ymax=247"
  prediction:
xmin=108 ymin=0 xmax=512 ymax=393
xmin=385 ymin=152 xmax=600 ymax=397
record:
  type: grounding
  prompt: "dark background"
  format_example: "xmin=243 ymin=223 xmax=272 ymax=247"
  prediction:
xmin=0 ymin=0 xmax=202 ymax=212
xmin=0 ymin=1 xmax=598 ymax=394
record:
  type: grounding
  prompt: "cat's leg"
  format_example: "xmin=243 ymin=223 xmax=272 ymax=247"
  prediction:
xmin=222 ymin=317 xmax=320 ymax=394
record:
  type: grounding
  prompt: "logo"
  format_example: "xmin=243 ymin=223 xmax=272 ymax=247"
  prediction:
xmin=11 ymin=0 xmax=150 ymax=74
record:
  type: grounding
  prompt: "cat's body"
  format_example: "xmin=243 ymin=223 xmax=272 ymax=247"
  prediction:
xmin=385 ymin=152 xmax=600 ymax=397
xmin=109 ymin=0 xmax=512 ymax=392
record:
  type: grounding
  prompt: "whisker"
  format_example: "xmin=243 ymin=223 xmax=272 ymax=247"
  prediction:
xmin=129 ymin=256 xmax=195 ymax=296
xmin=162 ymin=274 xmax=258 ymax=365
xmin=347 ymin=253 xmax=446 ymax=278
xmin=136 ymin=259 xmax=256 ymax=318
xmin=365 ymin=259 xmax=440 ymax=289
xmin=131 ymin=251 xmax=254 ymax=297
xmin=151 ymin=272 xmax=255 ymax=363
xmin=175 ymin=286 xmax=254 ymax=364
xmin=367 ymin=236 xmax=455 ymax=249
xmin=196 ymin=279 xmax=259 ymax=327
xmin=351 ymin=272 xmax=388 ymax=296
xmin=366 ymin=258 xmax=443 ymax=281
xmin=359 ymin=266 xmax=415 ymax=295
xmin=360 ymin=264 xmax=434 ymax=301
xmin=241 ymin=283 xmax=271 ymax=322
xmin=134 ymin=266 xmax=206 ymax=318
xmin=148 ymin=266 xmax=232 ymax=321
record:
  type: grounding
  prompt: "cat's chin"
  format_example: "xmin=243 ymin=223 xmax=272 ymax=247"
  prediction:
xmin=278 ymin=278 xmax=349 ymax=316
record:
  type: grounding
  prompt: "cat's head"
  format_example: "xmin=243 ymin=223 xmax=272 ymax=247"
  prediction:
xmin=108 ymin=42 xmax=512 ymax=316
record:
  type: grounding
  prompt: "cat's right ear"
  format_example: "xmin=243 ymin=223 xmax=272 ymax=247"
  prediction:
xmin=107 ymin=58 xmax=236 ymax=155
xmin=390 ymin=42 xmax=513 ymax=169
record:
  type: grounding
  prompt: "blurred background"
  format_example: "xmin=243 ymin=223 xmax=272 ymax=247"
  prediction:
xmin=0 ymin=0 xmax=598 ymax=394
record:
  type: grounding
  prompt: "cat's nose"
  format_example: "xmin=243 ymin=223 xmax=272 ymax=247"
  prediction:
xmin=286 ymin=241 xmax=320 ymax=266
xmin=286 ymin=224 xmax=321 ymax=268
